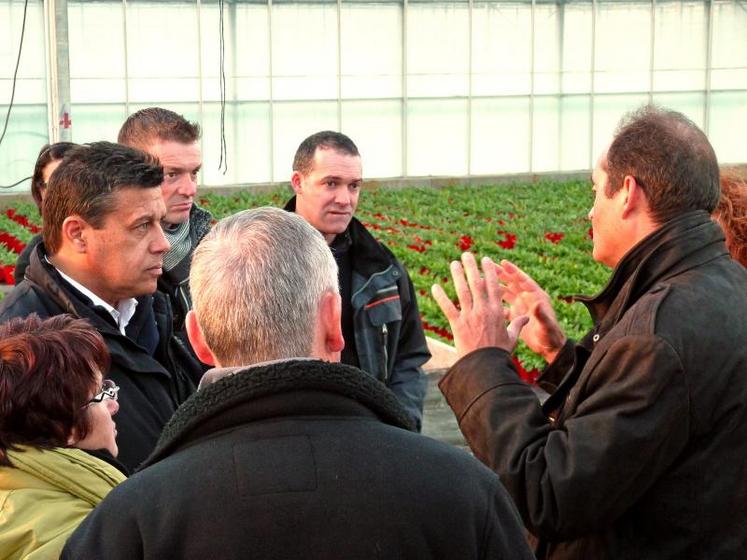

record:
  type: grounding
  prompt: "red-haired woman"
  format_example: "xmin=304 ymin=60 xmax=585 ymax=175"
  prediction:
xmin=0 ymin=314 xmax=126 ymax=559
xmin=714 ymin=172 xmax=747 ymax=267
xmin=14 ymin=142 xmax=77 ymax=284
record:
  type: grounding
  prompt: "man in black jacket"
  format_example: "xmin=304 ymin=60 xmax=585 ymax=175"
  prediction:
xmin=62 ymin=207 xmax=534 ymax=560
xmin=286 ymin=131 xmax=430 ymax=430
xmin=433 ymin=106 xmax=747 ymax=558
xmin=0 ymin=142 xmax=202 ymax=472
xmin=118 ymin=108 xmax=212 ymax=338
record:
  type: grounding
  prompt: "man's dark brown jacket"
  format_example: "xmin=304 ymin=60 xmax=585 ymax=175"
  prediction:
xmin=441 ymin=211 xmax=747 ymax=559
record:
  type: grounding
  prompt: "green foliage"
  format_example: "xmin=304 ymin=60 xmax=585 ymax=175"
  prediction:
xmin=0 ymin=180 xmax=609 ymax=368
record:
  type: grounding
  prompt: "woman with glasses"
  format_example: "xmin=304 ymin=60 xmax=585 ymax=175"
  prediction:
xmin=14 ymin=142 xmax=77 ymax=284
xmin=0 ymin=313 xmax=126 ymax=560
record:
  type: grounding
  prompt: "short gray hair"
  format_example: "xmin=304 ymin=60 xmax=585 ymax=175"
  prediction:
xmin=190 ymin=207 xmax=339 ymax=366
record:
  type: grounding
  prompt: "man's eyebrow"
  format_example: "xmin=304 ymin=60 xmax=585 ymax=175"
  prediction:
xmin=164 ymin=165 xmax=202 ymax=173
xmin=127 ymin=211 xmax=158 ymax=226
xmin=321 ymin=175 xmax=362 ymax=183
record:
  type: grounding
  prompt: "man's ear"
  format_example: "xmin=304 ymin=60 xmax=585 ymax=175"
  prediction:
xmin=621 ymin=175 xmax=646 ymax=219
xmin=185 ymin=310 xmax=217 ymax=367
xmin=318 ymin=290 xmax=344 ymax=359
xmin=290 ymin=171 xmax=304 ymax=195
xmin=61 ymin=216 xmax=88 ymax=253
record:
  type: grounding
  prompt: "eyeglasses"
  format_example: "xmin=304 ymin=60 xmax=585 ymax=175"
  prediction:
xmin=87 ymin=379 xmax=119 ymax=405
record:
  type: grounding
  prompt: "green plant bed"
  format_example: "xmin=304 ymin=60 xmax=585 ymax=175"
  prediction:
xmin=0 ymin=180 xmax=609 ymax=371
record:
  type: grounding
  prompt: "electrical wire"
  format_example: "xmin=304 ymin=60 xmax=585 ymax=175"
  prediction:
xmin=0 ymin=0 xmax=30 ymax=149
xmin=217 ymin=0 xmax=228 ymax=175
xmin=0 ymin=0 xmax=31 ymax=189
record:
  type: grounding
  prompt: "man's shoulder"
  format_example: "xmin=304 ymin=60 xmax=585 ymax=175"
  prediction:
xmin=190 ymin=204 xmax=213 ymax=241
xmin=349 ymin=218 xmax=408 ymax=273
xmin=0 ymin=280 xmax=58 ymax=321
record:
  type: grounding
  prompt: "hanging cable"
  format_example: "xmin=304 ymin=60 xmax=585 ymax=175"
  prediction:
xmin=217 ymin=0 xmax=228 ymax=175
xmin=0 ymin=0 xmax=30 ymax=149
xmin=0 ymin=0 xmax=31 ymax=189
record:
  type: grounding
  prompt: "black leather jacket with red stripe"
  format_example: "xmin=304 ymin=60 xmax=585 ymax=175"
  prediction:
xmin=285 ymin=197 xmax=430 ymax=429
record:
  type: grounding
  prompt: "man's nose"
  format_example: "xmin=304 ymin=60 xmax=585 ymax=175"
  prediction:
xmin=335 ymin=188 xmax=351 ymax=206
xmin=177 ymin=174 xmax=197 ymax=197
xmin=106 ymin=398 xmax=119 ymax=416
xmin=153 ymin=223 xmax=172 ymax=253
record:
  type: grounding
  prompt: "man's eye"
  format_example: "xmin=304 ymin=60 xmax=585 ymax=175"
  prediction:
xmin=326 ymin=181 xmax=337 ymax=188
xmin=351 ymin=183 xmax=361 ymax=190
xmin=137 ymin=222 xmax=149 ymax=231
xmin=167 ymin=172 xmax=178 ymax=179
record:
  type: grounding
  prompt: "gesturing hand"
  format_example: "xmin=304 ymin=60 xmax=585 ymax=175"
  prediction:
xmin=431 ymin=253 xmax=529 ymax=358
xmin=496 ymin=259 xmax=566 ymax=363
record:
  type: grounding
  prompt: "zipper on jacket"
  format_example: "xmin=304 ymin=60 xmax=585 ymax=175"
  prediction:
xmin=382 ymin=323 xmax=389 ymax=381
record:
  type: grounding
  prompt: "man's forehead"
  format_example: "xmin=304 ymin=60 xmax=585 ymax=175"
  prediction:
xmin=310 ymin=147 xmax=362 ymax=175
xmin=107 ymin=186 xmax=165 ymax=218
xmin=147 ymin=139 xmax=202 ymax=165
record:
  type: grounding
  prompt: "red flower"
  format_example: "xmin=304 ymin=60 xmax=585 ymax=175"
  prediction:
xmin=5 ymin=209 xmax=41 ymax=234
xmin=418 ymin=289 xmax=427 ymax=296
xmin=407 ymin=244 xmax=426 ymax=253
xmin=544 ymin=232 xmax=564 ymax=244
xmin=0 ymin=265 xmax=15 ymax=284
xmin=420 ymin=318 xmax=454 ymax=341
xmin=457 ymin=235 xmax=473 ymax=252
xmin=0 ymin=232 xmax=26 ymax=254
xmin=588 ymin=227 xmax=594 ymax=239
xmin=512 ymin=356 xmax=539 ymax=385
xmin=373 ymin=212 xmax=388 ymax=221
xmin=496 ymin=230 xmax=516 ymax=250
xmin=419 ymin=266 xmax=431 ymax=275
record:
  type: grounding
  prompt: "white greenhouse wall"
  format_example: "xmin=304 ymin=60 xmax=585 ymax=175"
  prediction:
xmin=1 ymin=0 xmax=746 ymax=192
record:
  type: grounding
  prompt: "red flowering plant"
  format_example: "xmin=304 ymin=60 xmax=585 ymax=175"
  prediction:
xmin=1 ymin=181 xmax=607 ymax=375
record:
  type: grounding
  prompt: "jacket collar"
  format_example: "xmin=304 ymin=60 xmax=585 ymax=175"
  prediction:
xmin=578 ymin=210 xmax=727 ymax=334
xmin=189 ymin=203 xmax=213 ymax=243
xmin=142 ymin=359 xmax=416 ymax=468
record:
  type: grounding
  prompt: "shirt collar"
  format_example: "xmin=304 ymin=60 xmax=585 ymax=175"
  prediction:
xmin=50 ymin=260 xmax=138 ymax=335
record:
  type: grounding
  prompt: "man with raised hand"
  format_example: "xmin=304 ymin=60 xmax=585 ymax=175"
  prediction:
xmin=433 ymin=105 xmax=747 ymax=559
xmin=0 ymin=142 xmax=202 ymax=471
xmin=285 ymin=130 xmax=430 ymax=430
xmin=118 ymin=108 xmax=212 ymax=338
xmin=62 ymin=207 xmax=533 ymax=560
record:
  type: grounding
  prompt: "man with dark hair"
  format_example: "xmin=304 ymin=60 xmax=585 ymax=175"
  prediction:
xmin=62 ymin=208 xmax=533 ymax=560
xmin=0 ymin=142 xmax=203 ymax=471
xmin=118 ymin=107 xmax=212 ymax=337
xmin=285 ymin=130 xmax=430 ymax=430
xmin=14 ymin=141 xmax=77 ymax=284
xmin=433 ymin=105 xmax=747 ymax=558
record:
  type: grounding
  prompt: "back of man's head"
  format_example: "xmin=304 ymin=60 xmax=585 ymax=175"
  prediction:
xmin=292 ymin=130 xmax=360 ymax=175
xmin=118 ymin=107 xmax=201 ymax=150
xmin=190 ymin=207 xmax=339 ymax=366
xmin=43 ymin=142 xmax=163 ymax=255
xmin=606 ymin=105 xmax=720 ymax=224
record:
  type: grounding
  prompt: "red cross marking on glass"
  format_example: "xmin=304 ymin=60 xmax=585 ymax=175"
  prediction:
xmin=59 ymin=113 xmax=72 ymax=128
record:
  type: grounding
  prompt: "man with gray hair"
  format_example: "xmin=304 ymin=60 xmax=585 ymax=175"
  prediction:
xmin=62 ymin=207 xmax=534 ymax=560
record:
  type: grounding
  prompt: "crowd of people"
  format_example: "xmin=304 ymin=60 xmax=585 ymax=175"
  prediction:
xmin=0 ymin=104 xmax=745 ymax=559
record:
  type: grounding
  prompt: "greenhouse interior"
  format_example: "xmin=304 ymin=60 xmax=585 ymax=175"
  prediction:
xmin=1 ymin=0 xmax=746 ymax=192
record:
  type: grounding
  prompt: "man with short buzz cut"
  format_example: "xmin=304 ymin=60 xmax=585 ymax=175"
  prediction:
xmin=285 ymin=130 xmax=430 ymax=430
xmin=118 ymin=107 xmax=212 ymax=337
xmin=61 ymin=207 xmax=534 ymax=560
xmin=433 ymin=105 xmax=747 ymax=558
xmin=0 ymin=142 xmax=203 ymax=472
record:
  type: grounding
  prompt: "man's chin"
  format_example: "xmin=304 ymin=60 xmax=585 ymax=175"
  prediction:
xmin=165 ymin=208 xmax=192 ymax=226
